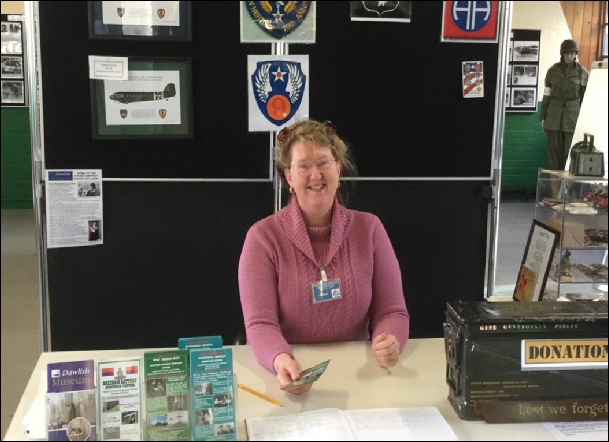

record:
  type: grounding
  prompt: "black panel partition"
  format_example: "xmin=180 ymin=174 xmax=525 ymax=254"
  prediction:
xmin=38 ymin=2 xmax=501 ymax=350
xmin=46 ymin=182 xmax=274 ymax=350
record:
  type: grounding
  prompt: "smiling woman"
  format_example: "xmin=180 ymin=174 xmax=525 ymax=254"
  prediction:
xmin=238 ymin=119 xmax=410 ymax=394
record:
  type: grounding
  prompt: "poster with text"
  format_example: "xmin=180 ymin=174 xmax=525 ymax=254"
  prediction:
xmin=45 ymin=170 xmax=104 ymax=249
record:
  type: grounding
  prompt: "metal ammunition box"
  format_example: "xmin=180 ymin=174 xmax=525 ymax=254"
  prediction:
xmin=444 ymin=300 xmax=608 ymax=421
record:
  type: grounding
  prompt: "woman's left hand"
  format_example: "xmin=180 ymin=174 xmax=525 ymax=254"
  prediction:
xmin=372 ymin=333 xmax=400 ymax=368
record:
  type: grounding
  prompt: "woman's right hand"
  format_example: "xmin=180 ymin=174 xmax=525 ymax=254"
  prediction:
xmin=541 ymin=119 xmax=545 ymax=130
xmin=273 ymin=353 xmax=313 ymax=394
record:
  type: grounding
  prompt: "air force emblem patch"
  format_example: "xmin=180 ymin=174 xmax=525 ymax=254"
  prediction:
xmin=246 ymin=1 xmax=312 ymax=39
xmin=251 ymin=60 xmax=306 ymax=126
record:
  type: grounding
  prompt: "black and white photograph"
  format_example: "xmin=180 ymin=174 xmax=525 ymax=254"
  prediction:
xmin=146 ymin=379 xmax=167 ymax=397
xmin=88 ymin=220 xmax=101 ymax=242
xmin=213 ymin=393 xmax=232 ymax=407
xmin=508 ymin=41 xmax=513 ymax=61
xmin=194 ymin=382 xmax=213 ymax=395
xmin=350 ymin=1 xmax=412 ymax=22
xmin=168 ymin=394 xmax=187 ymax=412
xmin=1 ymin=20 xmax=22 ymax=54
xmin=1 ymin=79 xmax=24 ymax=104
xmin=506 ymin=71 xmax=511 ymax=86
xmin=195 ymin=408 xmax=213 ymax=426
xmin=511 ymin=87 xmax=537 ymax=108
xmin=505 ymin=89 xmax=510 ymax=107
xmin=512 ymin=40 xmax=539 ymax=62
xmin=1 ymin=55 xmax=23 ymax=79
xmin=78 ymin=182 xmax=100 ymax=197
xmin=167 ymin=410 xmax=188 ymax=427
xmin=511 ymin=64 xmax=538 ymax=86
xmin=215 ymin=422 xmax=235 ymax=435
xmin=121 ymin=410 xmax=138 ymax=425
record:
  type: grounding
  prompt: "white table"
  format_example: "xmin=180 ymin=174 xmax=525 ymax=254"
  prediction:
xmin=6 ymin=338 xmax=560 ymax=440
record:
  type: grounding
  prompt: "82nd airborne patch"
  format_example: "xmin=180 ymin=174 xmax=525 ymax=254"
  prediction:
xmin=246 ymin=1 xmax=312 ymax=39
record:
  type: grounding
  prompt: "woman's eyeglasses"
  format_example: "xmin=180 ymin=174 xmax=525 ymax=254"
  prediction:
xmin=290 ymin=158 xmax=337 ymax=175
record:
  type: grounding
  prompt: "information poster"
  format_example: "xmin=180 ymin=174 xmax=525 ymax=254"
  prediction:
xmin=513 ymin=220 xmax=559 ymax=301
xmin=45 ymin=169 xmax=103 ymax=249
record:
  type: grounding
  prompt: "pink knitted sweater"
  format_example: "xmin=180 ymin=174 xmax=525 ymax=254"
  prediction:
xmin=238 ymin=197 xmax=410 ymax=373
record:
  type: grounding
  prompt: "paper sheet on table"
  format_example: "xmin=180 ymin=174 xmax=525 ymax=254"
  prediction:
xmin=21 ymin=371 xmax=47 ymax=440
xmin=543 ymin=420 xmax=608 ymax=441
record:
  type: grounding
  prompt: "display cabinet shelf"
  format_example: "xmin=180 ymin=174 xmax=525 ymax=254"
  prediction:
xmin=535 ymin=169 xmax=608 ymax=299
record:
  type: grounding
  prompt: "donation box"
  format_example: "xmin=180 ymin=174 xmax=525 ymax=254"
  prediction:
xmin=444 ymin=300 xmax=608 ymax=422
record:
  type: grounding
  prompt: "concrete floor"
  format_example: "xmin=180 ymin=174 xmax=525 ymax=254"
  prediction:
xmin=0 ymin=202 xmax=536 ymax=439
xmin=1 ymin=209 xmax=41 ymax=440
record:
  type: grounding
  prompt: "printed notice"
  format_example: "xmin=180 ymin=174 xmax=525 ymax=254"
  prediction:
xmin=45 ymin=169 xmax=104 ymax=249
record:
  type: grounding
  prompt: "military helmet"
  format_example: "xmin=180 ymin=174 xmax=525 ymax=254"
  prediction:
xmin=560 ymin=39 xmax=579 ymax=54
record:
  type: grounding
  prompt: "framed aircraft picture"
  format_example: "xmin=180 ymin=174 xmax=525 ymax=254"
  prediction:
xmin=88 ymin=1 xmax=192 ymax=41
xmin=90 ymin=57 xmax=193 ymax=139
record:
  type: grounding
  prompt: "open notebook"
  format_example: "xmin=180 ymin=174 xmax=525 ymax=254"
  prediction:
xmin=244 ymin=406 xmax=457 ymax=441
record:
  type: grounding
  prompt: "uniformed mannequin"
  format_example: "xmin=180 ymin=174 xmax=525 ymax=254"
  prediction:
xmin=540 ymin=39 xmax=589 ymax=171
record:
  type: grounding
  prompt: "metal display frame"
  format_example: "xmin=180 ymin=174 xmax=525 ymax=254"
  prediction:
xmin=25 ymin=1 xmax=513 ymax=351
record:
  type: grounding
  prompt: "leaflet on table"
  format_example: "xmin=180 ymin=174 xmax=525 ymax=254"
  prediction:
xmin=143 ymin=350 xmax=190 ymax=441
xmin=45 ymin=169 xmax=104 ymax=249
xmin=46 ymin=359 xmax=97 ymax=441
xmin=190 ymin=348 xmax=236 ymax=441
xmin=97 ymin=358 xmax=142 ymax=441
xmin=178 ymin=335 xmax=223 ymax=350
xmin=281 ymin=359 xmax=330 ymax=389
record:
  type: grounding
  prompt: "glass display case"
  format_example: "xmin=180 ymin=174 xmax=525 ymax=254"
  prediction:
xmin=535 ymin=169 xmax=608 ymax=300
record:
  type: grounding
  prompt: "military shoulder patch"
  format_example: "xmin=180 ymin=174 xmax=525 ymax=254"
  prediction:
xmin=246 ymin=1 xmax=312 ymax=39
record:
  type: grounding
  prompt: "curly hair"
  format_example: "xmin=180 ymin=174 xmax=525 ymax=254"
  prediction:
xmin=276 ymin=120 xmax=357 ymax=205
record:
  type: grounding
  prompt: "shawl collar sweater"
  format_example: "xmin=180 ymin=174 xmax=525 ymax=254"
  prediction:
xmin=238 ymin=196 xmax=410 ymax=373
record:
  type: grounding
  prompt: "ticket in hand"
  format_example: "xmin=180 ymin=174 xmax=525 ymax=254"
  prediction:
xmin=281 ymin=359 xmax=330 ymax=389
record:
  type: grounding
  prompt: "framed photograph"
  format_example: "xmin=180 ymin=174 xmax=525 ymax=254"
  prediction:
xmin=506 ymin=29 xmax=540 ymax=113
xmin=511 ymin=64 xmax=537 ymax=86
xmin=88 ymin=1 xmax=192 ymax=41
xmin=511 ymin=87 xmax=537 ymax=109
xmin=1 ymin=20 xmax=22 ymax=54
xmin=513 ymin=220 xmax=559 ymax=301
xmin=2 ymin=79 xmax=25 ymax=104
xmin=512 ymin=40 xmax=539 ymax=62
xmin=1 ymin=55 xmax=23 ymax=79
xmin=90 ymin=57 xmax=193 ymax=139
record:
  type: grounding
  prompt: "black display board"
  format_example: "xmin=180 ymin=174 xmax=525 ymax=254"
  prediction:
xmin=46 ymin=182 xmax=274 ymax=350
xmin=37 ymin=2 xmax=501 ymax=350
xmin=349 ymin=180 xmax=490 ymax=338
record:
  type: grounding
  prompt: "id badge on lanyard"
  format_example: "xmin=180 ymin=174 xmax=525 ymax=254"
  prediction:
xmin=311 ymin=266 xmax=342 ymax=303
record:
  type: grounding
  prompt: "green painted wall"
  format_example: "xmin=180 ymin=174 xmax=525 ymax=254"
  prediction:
xmin=501 ymin=107 xmax=547 ymax=195
xmin=1 ymin=107 xmax=32 ymax=209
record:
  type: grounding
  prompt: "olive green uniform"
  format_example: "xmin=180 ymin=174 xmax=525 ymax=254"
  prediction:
xmin=540 ymin=61 xmax=588 ymax=170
